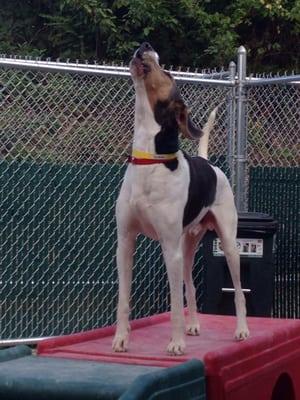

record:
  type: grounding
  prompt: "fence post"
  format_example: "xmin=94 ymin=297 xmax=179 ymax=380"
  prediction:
xmin=227 ymin=61 xmax=236 ymax=187
xmin=235 ymin=46 xmax=247 ymax=212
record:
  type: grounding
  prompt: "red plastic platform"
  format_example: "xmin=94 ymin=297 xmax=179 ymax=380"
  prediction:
xmin=38 ymin=313 xmax=300 ymax=400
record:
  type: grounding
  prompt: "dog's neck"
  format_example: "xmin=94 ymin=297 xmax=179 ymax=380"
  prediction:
xmin=132 ymin=82 xmax=159 ymax=154
xmin=132 ymin=82 xmax=179 ymax=155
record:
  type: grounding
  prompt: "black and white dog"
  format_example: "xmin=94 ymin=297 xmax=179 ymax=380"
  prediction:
xmin=112 ymin=43 xmax=249 ymax=355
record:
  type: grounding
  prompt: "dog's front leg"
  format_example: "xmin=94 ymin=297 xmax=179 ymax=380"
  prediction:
xmin=182 ymin=231 xmax=205 ymax=336
xmin=112 ymin=233 xmax=135 ymax=352
xmin=162 ymin=240 xmax=185 ymax=355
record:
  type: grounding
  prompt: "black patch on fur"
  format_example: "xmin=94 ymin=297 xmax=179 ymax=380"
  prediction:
xmin=154 ymin=100 xmax=179 ymax=171
xmin=183 ymin=153 xmax=217 ymax=227
xmin=153 ymin=91 xmax=182 ymax=170
xmin=163 ymin=158 xmax=179 ymax=171
xmin=154 ymin=126 xmax=179 ymax=154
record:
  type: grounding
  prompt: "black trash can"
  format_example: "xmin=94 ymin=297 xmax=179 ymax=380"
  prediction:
xmin=200 ymin=212 xmax=278 ymax=317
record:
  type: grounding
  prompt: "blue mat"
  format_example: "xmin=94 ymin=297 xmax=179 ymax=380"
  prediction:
xmin=0 ymin=346 xmax=205 ymax=400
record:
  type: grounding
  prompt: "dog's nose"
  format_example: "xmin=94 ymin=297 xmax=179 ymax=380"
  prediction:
xmin=134 ymin=42 xmax=154 ymax=59
xmin=141 ymin=42 xmax=153 ymax=51
xmin=138 ymin=42 xmax=154 ymax=55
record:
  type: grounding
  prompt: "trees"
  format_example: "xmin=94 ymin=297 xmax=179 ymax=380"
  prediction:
xmin=0 ymin=0 xmax=299 ymax=71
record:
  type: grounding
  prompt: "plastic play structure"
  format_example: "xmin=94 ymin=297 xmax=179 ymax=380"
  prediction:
xmin=0 ymin=312 xmax=299 ymax=399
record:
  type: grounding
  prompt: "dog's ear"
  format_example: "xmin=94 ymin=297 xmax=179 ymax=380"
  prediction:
xmin=174 ymin=101 xmax=203 ymax=140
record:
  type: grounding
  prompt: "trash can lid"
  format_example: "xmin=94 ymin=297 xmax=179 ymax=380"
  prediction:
xmin=238 ymin=212 xmax=278 ymax=233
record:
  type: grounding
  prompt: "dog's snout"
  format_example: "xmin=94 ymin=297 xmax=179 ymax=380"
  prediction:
xmin=142 ymin=42 xmax=153 ymax=51
xmin=138 ymin=42 xmax=154 ymax=55
xmin=131 ymin=42 xmax=159 ymax=77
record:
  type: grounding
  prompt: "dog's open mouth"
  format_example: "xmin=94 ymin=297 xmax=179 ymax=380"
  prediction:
xmin=131 ymin=57 xmax=151 ymax=76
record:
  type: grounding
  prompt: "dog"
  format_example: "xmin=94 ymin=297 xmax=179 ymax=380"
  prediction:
xmin=112 ymin=42 xmax=249 ymax=355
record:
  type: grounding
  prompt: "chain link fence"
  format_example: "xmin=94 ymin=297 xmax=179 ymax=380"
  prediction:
xmin=246 ymin=80 xmax=299 ymax=318
xmin=247 ymin=83 xmax=299 ymax=167
xmin=0 ymin=59 xmax=231 ymax=342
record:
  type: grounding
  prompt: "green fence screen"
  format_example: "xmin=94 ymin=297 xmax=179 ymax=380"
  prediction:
xmin=249 ymin=166 xmax=299 ymax=318
xmin=0 ymin=161 xmax=169 ymax=339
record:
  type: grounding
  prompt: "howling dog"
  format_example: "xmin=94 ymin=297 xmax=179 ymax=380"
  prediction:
xmin=112 ymin=42 xmax=249 ymax=355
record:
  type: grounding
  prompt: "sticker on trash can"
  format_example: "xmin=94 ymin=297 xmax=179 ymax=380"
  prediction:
xmin=213 ymin=238 xmax=263 ymax=257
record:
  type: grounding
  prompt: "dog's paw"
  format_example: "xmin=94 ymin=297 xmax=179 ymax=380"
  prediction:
xmin=235 ymin=325 xmax=250 ymax=341
xmin=112 ymin=334 xmax=129 ymax=352
xmin=186 ymin=322 xmax=200 ymax=336
xmin=167 ymin=339 xmax=186 ymax=356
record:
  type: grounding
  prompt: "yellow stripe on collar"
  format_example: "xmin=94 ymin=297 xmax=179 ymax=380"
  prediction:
xmin=132 ymin=149 xmax=177 ymax=160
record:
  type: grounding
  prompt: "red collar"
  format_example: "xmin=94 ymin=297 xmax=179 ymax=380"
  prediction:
xmin=128 ymin=155 xmax=177 ymax=165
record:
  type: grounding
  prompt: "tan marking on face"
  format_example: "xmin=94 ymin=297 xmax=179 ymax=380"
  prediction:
xmin=142 ymin=54 xmax=175 ymax=111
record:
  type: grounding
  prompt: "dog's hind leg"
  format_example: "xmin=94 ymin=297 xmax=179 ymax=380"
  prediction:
xmin=182 ymin=227 xmax=206 ymax=335
xmin=211 ymin=203 xmax=249 ymax=340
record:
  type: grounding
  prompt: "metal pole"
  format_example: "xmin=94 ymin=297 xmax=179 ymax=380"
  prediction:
xmin=227 ymin=61 xmax=236 ymax=187
xmin=236 ymin=46 xmax=247 ymax=212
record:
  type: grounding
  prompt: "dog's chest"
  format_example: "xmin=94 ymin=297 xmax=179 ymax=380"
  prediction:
xmin=129 ymin=165 xmax=178 ymax=208
xmin=126 ymin=162 xmax=189 ymax=227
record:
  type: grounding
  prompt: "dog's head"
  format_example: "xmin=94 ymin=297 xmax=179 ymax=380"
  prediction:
xmin=130 ymin=42 xmax=202 ymax=139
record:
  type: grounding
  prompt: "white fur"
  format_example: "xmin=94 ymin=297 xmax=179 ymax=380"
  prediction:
xmin=198 ymin=106 xmax=218 ymax=159
xmin=112 ymin=63 xmax=249 ymax=356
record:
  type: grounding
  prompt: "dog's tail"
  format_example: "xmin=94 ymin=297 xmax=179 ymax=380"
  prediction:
xmin=198 ymin=106 xmax=218 ymax=159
